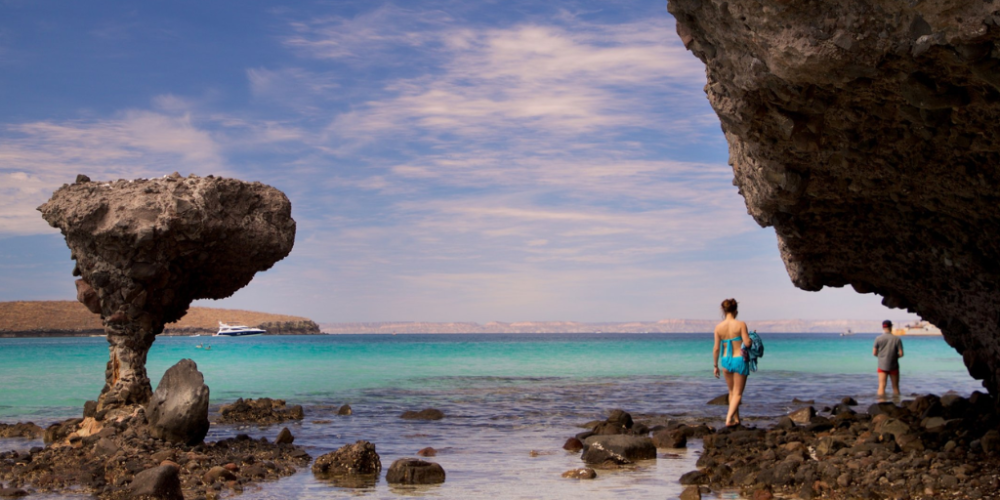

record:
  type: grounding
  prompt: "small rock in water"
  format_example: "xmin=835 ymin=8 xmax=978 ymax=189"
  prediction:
xmin=417 ymin=447 xmax=436 ymax=457
xmin=400 ymin=408 xmax=444 ymax=420
xmin=840 ymin=396 xmax=858 ymax=406
xmin=385 ymin=458 xmax=446 ymax=485
xmin=792 ymin=398 xmax=815 ymax=404
xmin=788 ymin=406 xmax=815 ymax=424
xmin=0 ymin=487 xmax=29 ymax=498
xmin=312 ymin=440 xmax=382 ymax=478
xmin=652 ymin=428 xmax=687 ymax=448
xmin=561 ymin=468 xmax=596 ymax=480
xmin=563 ymin=437 xmax=583 ymax=451
xmin=680 ymin=485 xmax=702 ymax=500
xmin=707 ymin=394 xmax=729 ymax=405
xmin=275 ymin=427 xmax=294 ymax=445
xmin=337 ymin=404 xmax=353 ymax=416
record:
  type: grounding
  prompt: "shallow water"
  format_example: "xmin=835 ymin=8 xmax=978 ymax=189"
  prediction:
xmin=0 ymin=333 xmax=983 ymax=499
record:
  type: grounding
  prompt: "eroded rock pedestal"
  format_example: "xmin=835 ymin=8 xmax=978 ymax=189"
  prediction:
xmin=39 ymin=173 xmax=295 ymax=412
xmin=668 ymin=0 xmax=1000 ymax=393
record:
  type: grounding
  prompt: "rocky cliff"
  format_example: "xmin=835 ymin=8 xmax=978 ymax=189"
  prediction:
xmin=667 ymin=0 xmax=1000 ymax=392
xmin=39 ymin=173 xmax=295 ymax=412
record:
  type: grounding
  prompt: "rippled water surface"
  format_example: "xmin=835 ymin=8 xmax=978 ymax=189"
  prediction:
xmin=0 ymin=333 xmax=982 ymax=499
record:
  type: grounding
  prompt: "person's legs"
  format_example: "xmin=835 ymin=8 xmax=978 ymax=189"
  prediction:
xmin=877 ymin=371 xmax=888 ymax=398
xmin=727 ymin=372 xmax=747 ymax=426
xmin=890 ymin=371 xmax=901 ymax=396
xmin=723 ymin=370 xmax=736 ymax=426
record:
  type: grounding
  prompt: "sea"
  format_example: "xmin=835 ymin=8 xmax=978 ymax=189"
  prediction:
xmin=0 ymin=333 xmax=983 ymax=500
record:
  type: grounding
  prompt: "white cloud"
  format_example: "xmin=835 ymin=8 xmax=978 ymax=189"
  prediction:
xmin=0 ymin=110 xmax=226 ymax=235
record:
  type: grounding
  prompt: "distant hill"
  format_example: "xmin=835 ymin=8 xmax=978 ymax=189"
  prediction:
xmin=319 ymin=319 xmax=891 ymax=334
xmin=0 ymin=301 xmax=320 ymax=336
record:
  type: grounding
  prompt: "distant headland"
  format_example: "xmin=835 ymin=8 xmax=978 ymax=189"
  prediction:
xmin=319 ymin=319 xmax=893 ymax=334
xmin=0 ymin=301 xmax=320 ymax=337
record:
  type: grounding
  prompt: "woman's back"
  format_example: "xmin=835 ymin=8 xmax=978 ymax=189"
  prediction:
xmin=715 ymin=318 xmax=747 ymax=356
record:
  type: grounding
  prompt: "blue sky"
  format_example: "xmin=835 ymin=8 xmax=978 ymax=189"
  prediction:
xmin=0 ymin=1 xmax=917 ymax=323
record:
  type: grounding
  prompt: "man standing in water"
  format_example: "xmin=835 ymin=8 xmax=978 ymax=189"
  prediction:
xmin=873 ymin=320 xmax=904 ymax=399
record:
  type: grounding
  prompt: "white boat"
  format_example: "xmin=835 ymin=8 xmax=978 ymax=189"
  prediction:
xmin=214 ymin=322 xmax=266 ymax=337
xmin=893 ymin=321 xmax=942 ymax=336
xmin=840 ymin=328 xmax=855 ymax=337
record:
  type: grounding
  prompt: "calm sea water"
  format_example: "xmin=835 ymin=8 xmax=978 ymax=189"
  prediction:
xmin=0 ymin=333 xmax=982 ymax=499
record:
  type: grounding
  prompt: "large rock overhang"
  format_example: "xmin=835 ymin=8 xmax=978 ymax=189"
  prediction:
xmin=666 ymin=0 xmax=1000 ymax=392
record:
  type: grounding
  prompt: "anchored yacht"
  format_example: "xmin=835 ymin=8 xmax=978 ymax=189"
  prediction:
xmin=215 ymin=322 xmax=266 ymax=337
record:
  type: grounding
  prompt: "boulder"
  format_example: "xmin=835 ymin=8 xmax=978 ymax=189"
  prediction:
xmin=679 ymin=470 xmax=709 ymax=485
xmin=312 ymin=440 xmax=382 ymax=478
xmin=561 ymin=468 xmax=596 ymax=479
xmin=400 ymin=408 xmax=444 ymax=420
xmin=275 ymin=427 xmax=294 ymax=445
xmin=218 ymin=397 xmax=304 ymax=425
xmin=39 ymin=174 xmax=295 ymax=410
xmin=981 ymin=430 xmax=1000 ymax=453
xmin=788 ymin=406 xmax=815 ymax=424
xmin=417 ymin=447 xmax=437 ymax=457
xmin=840 ymin=397 xmax=858 ymax=406
xmin=680 ymin=485 xmax=702 ymax=500
xmin=337 ymin=404 xmax=353 ymax=416
xmin=0 ymin=488 xmax=28 ymax=498
xmin=652 ymin=429 xmax=687 ymax=448
xmin=582 ymin=435 xmax=656 ymax=465
xmin=202 ymin=465 xmax=237 ymax=484
xmin=707 ymin=394 xmax=729 ymax=405
xmin=563 ymin=438 xmax=583 ymax=452
xmin=130 ymin=464 xmax=183 ymax=500
xmin=385 ymin=458 xmax=446 ymax=485
xmin=145 ymin=359 xmax=210 ymax=445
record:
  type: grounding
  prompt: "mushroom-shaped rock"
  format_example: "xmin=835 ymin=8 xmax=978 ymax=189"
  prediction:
xmin=145 ymin=359 xmax=210 ymax=445
xmin=38 ymin=174 xmax=295 ymax=410
xmin=668 ymin=0 xmax=1000 ymax=396
xmin=385 ymin=458 xmax=446 ymax=485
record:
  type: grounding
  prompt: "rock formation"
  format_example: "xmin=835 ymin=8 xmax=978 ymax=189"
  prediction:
xmin=667 ymin=0 xmax=1000 ymax=393
xmin=145 ymin=359 xmax=210 ymax=445
xmin=38 ymin=173 xmax=295 ymax=411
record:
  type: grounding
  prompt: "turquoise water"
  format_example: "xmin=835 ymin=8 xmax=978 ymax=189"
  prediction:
xmin=0 ymin=333 xmax=982 ymax=499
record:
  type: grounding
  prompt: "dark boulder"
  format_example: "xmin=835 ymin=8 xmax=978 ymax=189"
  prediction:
xmin=312 ymin=440 xmax=382 ymax=479
xmin=708 ymin=394 xmax=729 ymax=405
xmin=275 ymin=427 xmax=294 ymax=445
xmin=337 ymin=404 xmax=353 ymax=416
xmin=679 ymin=470 xmax=709 ymax=485
xmin=582 ymin=435 xmax=656 ymax=465
xmin=652 ymin=428 xmax=687 ymax=448
xmin=400 ymin=408 xmax=444 ymax=420
xmin=145 ymin=359 xmax=209 ymax=445
xmin=129 ymin=464 xmax=183 ymax=500
xmin=385 ymin=458 xmax=446 ymax=485
xmin=218 ymin=397 xmax=304 ymax=425
xmin=563 ymin=437 xmax=584 ymax=452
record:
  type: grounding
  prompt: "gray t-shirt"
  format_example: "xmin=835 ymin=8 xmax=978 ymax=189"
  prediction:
xmin=874 ymin=333 xmax=903 ymax=371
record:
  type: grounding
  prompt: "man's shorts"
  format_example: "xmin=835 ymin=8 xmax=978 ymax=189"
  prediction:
xmin=878 ymin=368 xmax=899 ymax=375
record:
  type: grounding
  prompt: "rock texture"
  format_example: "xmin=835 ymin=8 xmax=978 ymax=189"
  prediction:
xmin=312 ymin=440 xmax=382 ymax=488
xmin=667 ymin=0 xmax=1000 ymax=393
xmin=145 ymin=359 xmax=210 ymax=445
xmin=217 ymin=397 xmax=304 ymax=425
xmin=385 ymin=458 xmax=446 ymax=485
xmin=38 ymin=173 xmax=295 ymax=410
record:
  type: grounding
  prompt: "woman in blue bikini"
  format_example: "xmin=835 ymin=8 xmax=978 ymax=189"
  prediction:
xmin=713 ymin=298 xmax=752 ymax=427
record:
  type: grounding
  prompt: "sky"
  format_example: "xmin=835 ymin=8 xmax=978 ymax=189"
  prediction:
xmin=0 ymin=0 xmax=919 ymax=324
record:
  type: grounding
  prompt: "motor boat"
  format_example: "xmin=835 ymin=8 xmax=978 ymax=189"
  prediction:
xmin=215 ymin=322 xmax=266 ymax=337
